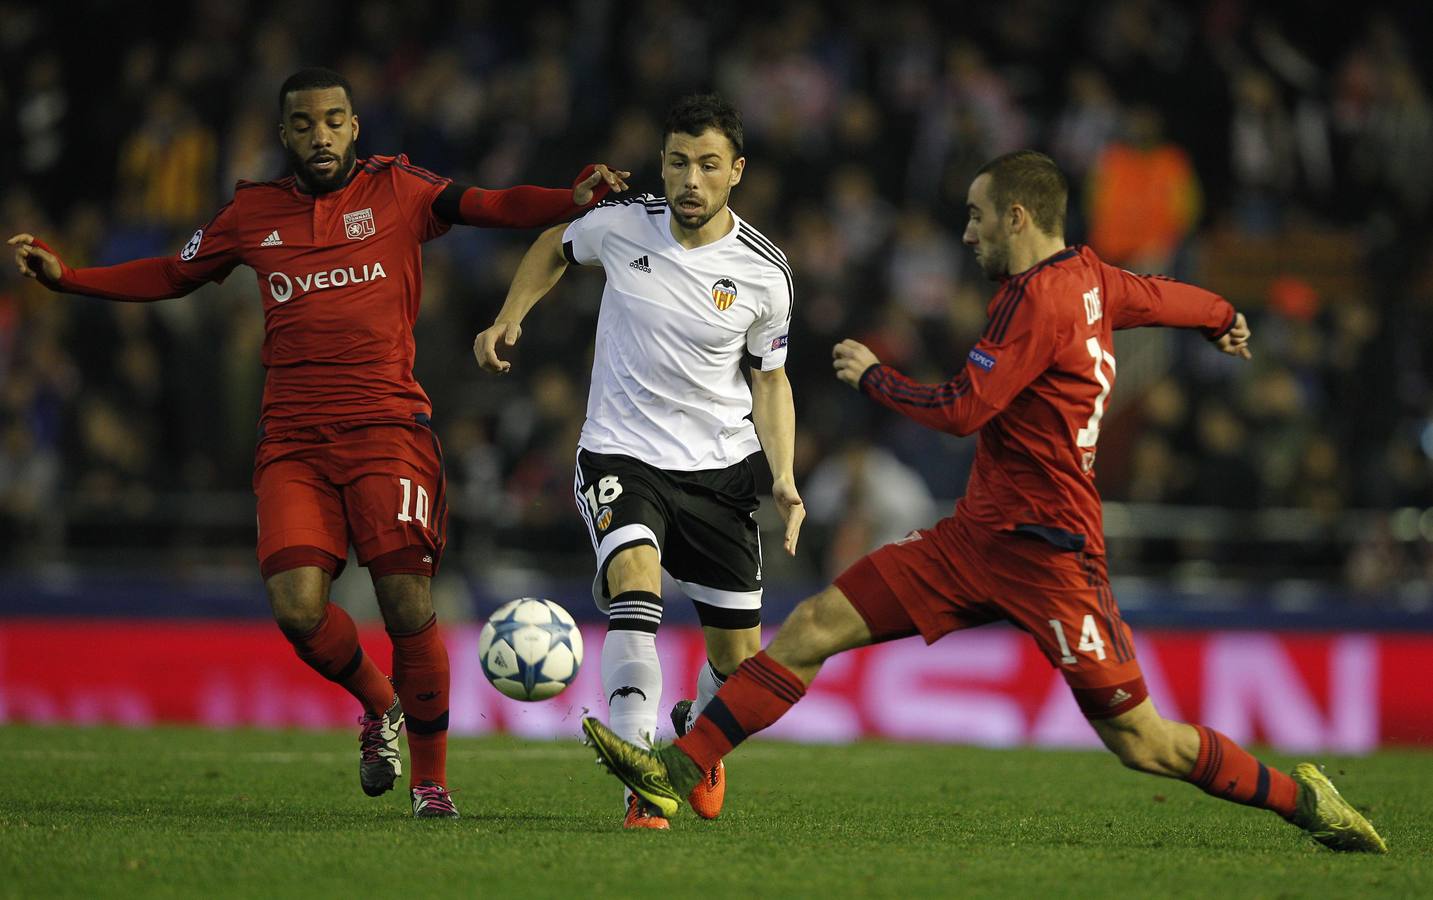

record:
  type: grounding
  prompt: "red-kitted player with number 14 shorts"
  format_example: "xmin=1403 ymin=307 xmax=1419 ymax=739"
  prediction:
xmin=582 ymin=150 xmax=1387 ymax=854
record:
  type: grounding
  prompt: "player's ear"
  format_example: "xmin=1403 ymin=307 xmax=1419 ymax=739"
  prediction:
xmin=350 ymin=114 xmax=360 ymax=142
xmin=277 ymin=122 xmax=289 ymax=150
xmin=729 ymin=156 xmax=745 ymax=187
xmin=1008 ymin=201 xmax=1027 ymax=234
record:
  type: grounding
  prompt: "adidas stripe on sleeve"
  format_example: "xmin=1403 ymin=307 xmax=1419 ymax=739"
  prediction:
xmin=736 ymin=223 xmax=793 ymax=371
xmin=562 ymin=193 xmax=664 ymax=267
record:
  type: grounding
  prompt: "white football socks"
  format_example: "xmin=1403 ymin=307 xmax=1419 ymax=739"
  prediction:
xmin=690 ymin=659 xmax=728 ymax=731
xmin=602 ymin=628 xmax=662 ymax=747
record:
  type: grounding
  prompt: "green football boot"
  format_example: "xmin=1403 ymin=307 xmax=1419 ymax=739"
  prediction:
xmin=582 ymin=716 xmax=696 ymax=818
xmin=1289 ymin=763 xmax=1388 ymax=853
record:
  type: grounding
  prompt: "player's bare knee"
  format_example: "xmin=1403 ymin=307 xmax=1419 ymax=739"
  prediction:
xmin=705 ymin=630 xmax=760 ymax=674
xmin=374 ymin=574 xmax=434 ymax=633
xmin=604 ymin=545 xmax=660 ymax=595
xmin=267 ymin=575 xmax=327 ymax=635
xmin=271 ymin=598 xmax=325 ymax=635
xmin=706 ymin=646 xmax=744 ymax=675
xmin=770 ymin=595 xmax=841 ymax=669
xmin=265 ymin=566 xmax=329 ymax=633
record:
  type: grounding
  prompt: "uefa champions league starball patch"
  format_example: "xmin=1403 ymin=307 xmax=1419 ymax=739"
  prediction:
xmin=180 ymin=229 xmax=203 ymax=260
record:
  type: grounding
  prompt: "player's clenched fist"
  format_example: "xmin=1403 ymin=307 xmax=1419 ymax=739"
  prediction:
xmin=8 ymin=234 xmax=62 ymax=282
xmin=474 ymin=321 xmax=523 ymax=373
xmin=1214 ymin=312 xmax=1253 ymax=360
xmin=832 ymin=339 xmax=881 ymax=389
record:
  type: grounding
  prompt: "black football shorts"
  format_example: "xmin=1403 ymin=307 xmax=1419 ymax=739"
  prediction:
xmin=573 ymin=448 xmax=762 ymax=629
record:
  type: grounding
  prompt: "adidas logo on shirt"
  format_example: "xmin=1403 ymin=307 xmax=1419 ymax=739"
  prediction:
xmin=629 ymin=255 xmax=651 ymax=273
xmin=260 ymin=230 xmax=283 ymax=247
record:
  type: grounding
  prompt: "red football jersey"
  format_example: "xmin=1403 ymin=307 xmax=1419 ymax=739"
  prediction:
xmin=861 ymin=245 xmax=1234 ymax=558
xmin=171 ymin=154 xmax=452 ymax=433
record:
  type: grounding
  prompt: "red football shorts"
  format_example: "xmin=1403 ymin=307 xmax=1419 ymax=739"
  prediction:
xmin=253 ymin=418 xmax=447 ymax=581
xmin=834 ymin=513 xmax=1146 ymax=719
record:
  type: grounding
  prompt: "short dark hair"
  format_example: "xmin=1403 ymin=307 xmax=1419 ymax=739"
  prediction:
xmin=975 ymin=150 xmax=1068 ymax=237
xmin=663 ymin=93 xmax=743 ymax=157
xmin=278 ymin=68 xmax=354 ymax=116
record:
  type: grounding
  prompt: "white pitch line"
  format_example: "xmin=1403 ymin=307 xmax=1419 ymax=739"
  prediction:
xmin=5 ymin=743 xmax=829 ymax=764
xmin=6 ymin=746 xmax=591 ymax=763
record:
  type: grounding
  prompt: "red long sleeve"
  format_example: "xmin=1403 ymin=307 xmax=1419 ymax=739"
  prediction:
xmin=1106 ymin=265 xmax=1235 ymax=337
xmin=455 ymin=185 xmax=583 ymax=228
xmin=29 ymin=200 xmax=239 ymax=302
xmin=54 ymin=256 xmax=205 ymax=301
xmin=859 ymin=364 xmax=987 ymax=436
xmin=859 ymin=275 xmax=1060 ymax=436
xmin=450 ymin=164 xmax=609 ymax=228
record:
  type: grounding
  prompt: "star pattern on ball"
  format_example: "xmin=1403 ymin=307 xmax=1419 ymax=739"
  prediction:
xmin=481 ymin=599 xmax=583 ymax=701
xmin=489 ymin=615 xmax=577 ymax=657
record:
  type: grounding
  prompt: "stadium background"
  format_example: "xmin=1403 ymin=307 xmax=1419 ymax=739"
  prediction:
xmin=1 ymin=0 xmax=1430 ymax=748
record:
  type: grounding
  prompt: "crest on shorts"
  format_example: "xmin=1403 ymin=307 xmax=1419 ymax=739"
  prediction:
xmin=343 ymin=207 xmax=376 ymax=241
xmin=711 ymin=277 xmax=738 ymax=311
xmin=596 ymin=506 xmax=614 ymax=531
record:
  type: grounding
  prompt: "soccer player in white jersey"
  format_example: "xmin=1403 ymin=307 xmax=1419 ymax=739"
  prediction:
xmin=475 ymin=94 xmax=803 ymax=829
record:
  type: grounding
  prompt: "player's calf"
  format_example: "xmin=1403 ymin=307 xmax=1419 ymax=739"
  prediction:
xmin=1093 ymin=701 xmax=1313 ymax=826
xmin=764 ymin=585 xmax=874 ymax=683
xmin=1092 ymin=701 xmax=1197 ymax=779
xmin=276 ymin=592 xmax=398 ymax=721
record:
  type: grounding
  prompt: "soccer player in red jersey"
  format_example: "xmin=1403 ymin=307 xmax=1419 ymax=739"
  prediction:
xmin=581 ymin=150 xmax=1388 ymax=852
xmin=10 ymin=67 xmax=629 ymax=819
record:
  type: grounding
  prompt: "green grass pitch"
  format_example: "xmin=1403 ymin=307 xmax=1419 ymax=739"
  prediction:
xmin=0 ymin=725 xmax=1427 ymax=898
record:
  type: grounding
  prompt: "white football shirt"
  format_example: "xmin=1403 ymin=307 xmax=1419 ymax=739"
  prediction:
xmin=562 ymin=194 xmax=793 ymax=471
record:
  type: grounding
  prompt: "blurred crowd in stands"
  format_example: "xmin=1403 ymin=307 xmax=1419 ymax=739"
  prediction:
xmin=1 ymin=0 xmax=1431 ymax=597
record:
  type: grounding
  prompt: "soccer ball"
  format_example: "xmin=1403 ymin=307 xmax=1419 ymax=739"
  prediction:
xmin=478 ymin=598 xmax=584 ymax=701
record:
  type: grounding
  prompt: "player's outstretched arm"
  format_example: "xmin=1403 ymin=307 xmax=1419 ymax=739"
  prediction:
xmin=835 ymin=337 xmax=1040 ymax=438
xmin=751 ymin=365 xmax=804 ymax=556
xmin=436 ymin=165 xmax=630 ymax=230
xmin=8 ymin=233 xmax=208 ymax=301
xmin=473 ymin=224 xmax=570 ymax=374
xmin=1107 ymin=265 xmax=1248 ymax=360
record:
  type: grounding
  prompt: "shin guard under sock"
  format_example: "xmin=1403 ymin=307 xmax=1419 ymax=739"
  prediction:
xmin=390 ymin=615 xmax=450 ymax=787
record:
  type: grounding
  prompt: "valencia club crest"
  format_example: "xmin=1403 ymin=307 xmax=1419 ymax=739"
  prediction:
xmin=711 ymin=277 xmax=738 ymax=311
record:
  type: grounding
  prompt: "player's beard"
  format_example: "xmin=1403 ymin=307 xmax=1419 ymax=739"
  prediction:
xmin=976 ymin=239 xmax=1011 ymax=281
xmin=669 ymin=185 xmax=730 ymax=232
xmin=287 ymin=142 xmax=357 ymax=194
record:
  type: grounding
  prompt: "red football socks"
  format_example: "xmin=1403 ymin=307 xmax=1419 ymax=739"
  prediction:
xmin=284 ymin=604 xmax=395 ymax=716
xmin=674 ymin=651 xmax=805 ymax=772
xmin=390 ymin=615 xmax=450 ymax=787
xmin=1186 ymin=725 xmax=1298 ymax=818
